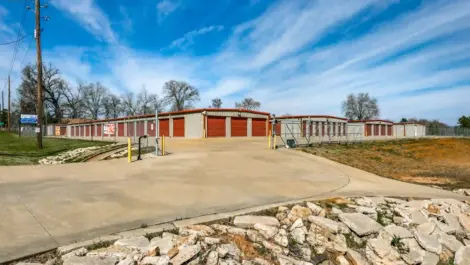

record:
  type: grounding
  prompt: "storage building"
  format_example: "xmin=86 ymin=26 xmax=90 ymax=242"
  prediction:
xmin=274 ymin=115 xmax=349 ymax=144
xmin=347 ymin=120 xmax=394 ymax=141
xmin=67 ymin=108 xmax=270 ymax=141
xmin=393 ymin=122 xmax=426 ymax=138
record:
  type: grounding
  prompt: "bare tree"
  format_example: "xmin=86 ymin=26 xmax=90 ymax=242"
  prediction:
xmin=341 ymin=92 xmax=379 ymax=120
xmin=137 ymin=86 xmax=165 ymax=114
xmin=81 ymin=82 xmax=107 ymax=119
xmin=103 ymin=94 xmax=122 ymax=118
xmin=162 ymin=80 xmax=200 ymax=111
xmin=63 ymin=83 xmax=85 ymax=119
xmin=17 ymin=63 xmax=67 ymax=122
xmin=211 ymin=98 xmax=222 ymax=108
xmin=121 ymin=91 xmax=138 ymax=116
xmin=235 ymin=98 xmax=261 ymax=110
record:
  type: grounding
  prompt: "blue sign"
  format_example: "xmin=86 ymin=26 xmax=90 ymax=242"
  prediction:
xmin=20 ymin=114 xmax=38 ymax=124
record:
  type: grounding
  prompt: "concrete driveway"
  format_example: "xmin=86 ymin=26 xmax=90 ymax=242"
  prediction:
xmin=0 ymin=138 xmax=464 ymax=263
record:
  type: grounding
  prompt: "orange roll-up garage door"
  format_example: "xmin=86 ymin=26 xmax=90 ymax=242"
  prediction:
xmin=173 ymin=118 xmax=185 ymax=137
xmin=207 ymin=116 xmax=226 ymax=137
xmin=231 ymin=117 xmax=247 ymax=137
xmin=252 ymin=118 xmax=266 ymax=136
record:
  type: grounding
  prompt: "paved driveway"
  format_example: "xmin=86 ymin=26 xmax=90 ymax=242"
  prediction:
xmin=0 ymin=138 xmax=464 ymax=263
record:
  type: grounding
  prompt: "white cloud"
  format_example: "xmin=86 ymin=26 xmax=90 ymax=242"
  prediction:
xmin=119 ymin=5 xmax=133 ymax=33
xmin=50 ymin=0 xmax=116 ymax=43
xmin=2 ymin=0 xmax=470 ymax=125
xmin=169 ymin=25 xmax=224 ymax=49
xmin=156 ymin=0 xmax=180 ymax=22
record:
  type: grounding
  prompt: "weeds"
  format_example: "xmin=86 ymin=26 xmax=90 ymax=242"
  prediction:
xmin=391 ymin=235 xmax=408 ymax=254
xmin=140 ymin=223 xmax=148 ymax=228
xmin=86 ymin=241 xmax=113 ymax=251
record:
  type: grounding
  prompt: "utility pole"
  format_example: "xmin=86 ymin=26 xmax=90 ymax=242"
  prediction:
xmin=8 ymin=75 xmax=11 ymax=131
xmin=35 ymin=0 xmax=44 ymax=149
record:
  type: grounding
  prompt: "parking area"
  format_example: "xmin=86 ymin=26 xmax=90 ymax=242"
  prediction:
xmin=0 ymin=138 xmax=464 ymax=263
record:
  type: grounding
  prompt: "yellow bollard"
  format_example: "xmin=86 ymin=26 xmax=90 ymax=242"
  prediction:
xmin=273 ymin=135 xmax=276 ymax=150
xmin=127 ymin=137 xmax=131 ymax=163
xmin=162 ymin=135 xmax=165 ymax=156
xmin=268 ymin=130 xmax=271 ymax=149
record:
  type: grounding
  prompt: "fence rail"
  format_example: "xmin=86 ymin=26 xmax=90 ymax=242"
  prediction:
xmin=426 ymin=127 xmax=470 ymax=137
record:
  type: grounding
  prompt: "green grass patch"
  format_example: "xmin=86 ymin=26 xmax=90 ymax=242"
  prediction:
xmin=0 ymin=131 xmax=111 ymax=166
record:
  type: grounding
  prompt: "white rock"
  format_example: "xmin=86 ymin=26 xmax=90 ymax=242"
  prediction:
xmin=355 ymin=197 xmax=375 ymax=207
xmin=355 ymin=206 xmax=377 ymax=215
xmin=413 ymin=229 xmax=442 ymax=254
xmin=228 ymin=227 xmax=247 ymax=236
xmin=288 ymin=205 xmax=313 ymax=221
xmin=334 ymin=256 xmax=349 ymax=265
xmin=16 ymin=263 xmax=43 ymax=265
xmin=274 ymin=229 xmax=288 ymax=247
xmin=338 ymin=213 xmax=383 ymax=236
xmin=306 ymin=224 xmax=347 ymax=254
xmin=219 ymin=259 xmax=241 ymax=265
xmin=62 ymin=256 xmax=118 ymax=265
xmin=206 ymin=251 xmax=218 ymax=265
xmin=417 ymin=222 xmax=436 ymax=235
xmin=459 ymin=214 xmax=470 ymax=233
xmin=262 ymin=241 xmax=283 ymax=255
xmin=384 ymin=224 xmax=413 ymax=239
xmin=345 ymin=249 xmax=368 ymax=265
xmin=277 ymin=255 xmax=313 ymax=265
xmin=247 ymin=229 xmax=263 ymax=243
xmin=291 ymin=228 xmax=306 ymax=244
xmin=86 ymin=246 xmax=131 ymax=260
xmin=217 ymin=246 xmax=228 ymax=258
xmin=204 ymin=237 xmax=221 ymax=245
xmin=290 ymin=218 xmax=304 ymax=231
xmin=384 ymin=197 xmax=406 ymax=204
xmin=300 ymin=247 xmax=311 ymax=261
xmin=170 ymin=244 xmax=201 ymax=265
xmin=365 ymin=238 xmax=401 ymax=264
xmin=149 ymin=235 xmax=175 ymax=255
xmin=308 ymin=216 xmax=340 ymax=234
xmin=175 ymin=234 xmax=198 ymax=250
xmin=179 ymin=225 xmax=215 ymax=237
xmin=401 ymin=238 xmax=426 ymax=265
xmin=219 ymin=244 xmax=241 ymax=258
xmin=306 ymin=202 xmax=323 ymax=215
xmin=211 ymin=224 xmax=231 ymax=233
xmin=278 ymin=206 xmax=289 ymax=213
xmin=444 ymin=214 xmax=463 ymax=232
xmin=117 ymin=256 xmax=134 ymax=265
xmin=253 ymin=258 xmax=270 ymax=265
xmin=438 ymin=233 xmax=464 ymax=253
xmin=234 ymin=215 xmax=280 ymax=228
xmin=411 ymin=210 xmax=428 ymax=225
xmin=254 ymin=223 xmax=279 ymax=239
xmin=141 ymin=256 xmax=170 ymax=265
xmin=331 ymin=208 xmax=343 ymax=215
xmin=422 ymin=251 xmax=439 ymax=265
xmin=455 ymin=246 xmax=470 ymax=265
xmin=114 ymin=236 xmax=150 ymax=250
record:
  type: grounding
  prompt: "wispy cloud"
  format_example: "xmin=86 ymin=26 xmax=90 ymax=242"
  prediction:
xmin=119 ymin=5 xmax=133 ymax=33
xmin=156 ymin=0 xmax=180 ymax=22
xmin=169 ymin=25 xmax=224 ymax=49
xmin=3 ymin=0 xmax=470 ymax=125
xmin=50 ymin=0 xmax=116 ymax=43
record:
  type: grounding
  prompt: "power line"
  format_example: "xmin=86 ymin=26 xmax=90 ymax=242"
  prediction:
xmin=19 ymin=36 xmax=34 ymax=69
xmin=3 ymin=0 xmax=29 ymax=91
xmin=0 ymin=34 xmax=30 ymax=46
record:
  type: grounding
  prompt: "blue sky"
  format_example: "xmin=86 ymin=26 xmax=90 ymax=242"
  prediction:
xmin=1 ymin=0 xmax=469 ymax=125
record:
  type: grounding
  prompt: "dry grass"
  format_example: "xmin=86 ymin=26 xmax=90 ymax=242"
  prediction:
xmin=302 ymin=138 xmax=470 ymax=189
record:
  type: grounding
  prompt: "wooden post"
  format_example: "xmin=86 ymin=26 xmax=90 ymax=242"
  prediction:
xmin=35 ymin=0 xmax=44 ymax=149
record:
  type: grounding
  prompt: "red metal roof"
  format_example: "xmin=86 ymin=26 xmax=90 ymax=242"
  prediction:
xmin=69 ymin=108 xmax=270 ymax=125
xmin=348 ymin=119 xmax=394 ymax=124
xmin=275 ymin=115 xmax=348 ymax=121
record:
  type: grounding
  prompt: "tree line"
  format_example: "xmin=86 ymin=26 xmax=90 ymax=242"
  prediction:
xmin=341 ymin=92 xmax=469 ymax=128
xmin=1 ymin=63 xmax=262 ymax=126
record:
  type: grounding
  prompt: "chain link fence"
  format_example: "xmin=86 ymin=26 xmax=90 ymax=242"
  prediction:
xmin=426 ymin=127 xmax=470 ymax=137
